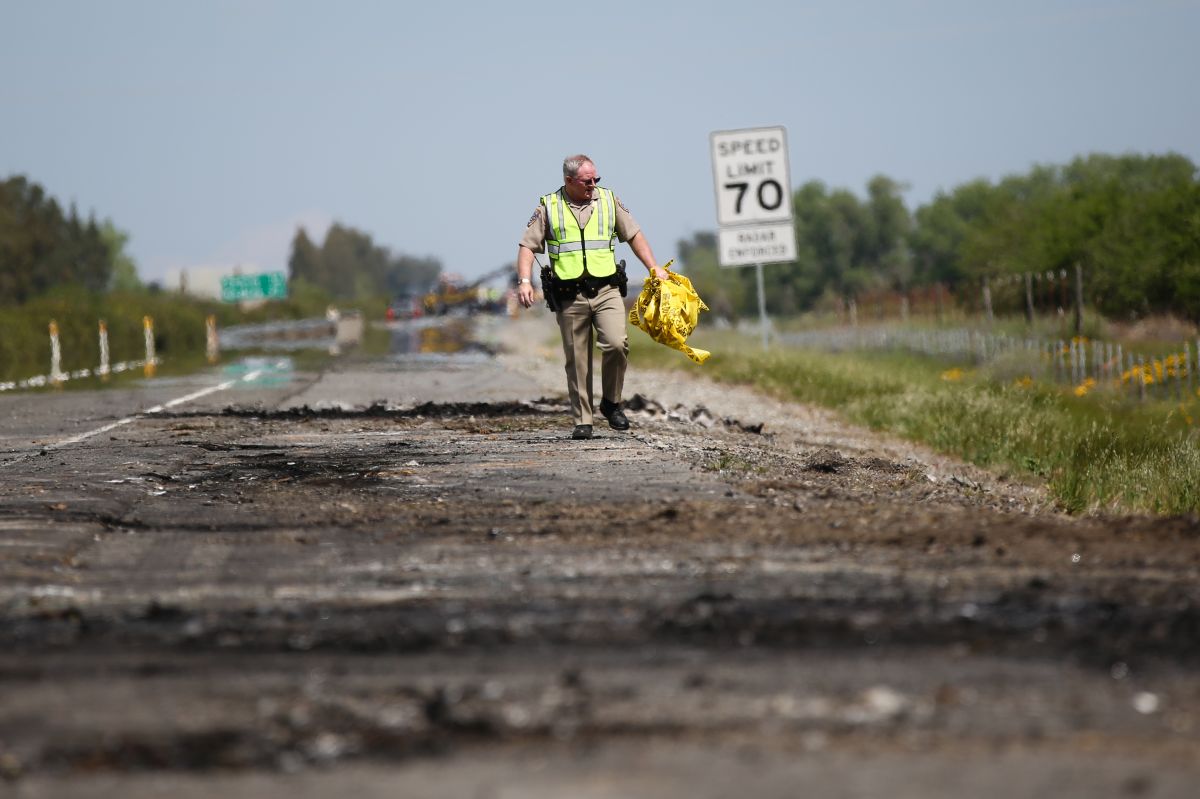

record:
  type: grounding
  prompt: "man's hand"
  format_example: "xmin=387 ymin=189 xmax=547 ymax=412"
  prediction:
xmin=515 ymin=247 xmax=539 ymax=309
xmin=650 ymin=265 xmax=670 ymax=282
xmin=517 ymin=279 xmax=535 ymax=308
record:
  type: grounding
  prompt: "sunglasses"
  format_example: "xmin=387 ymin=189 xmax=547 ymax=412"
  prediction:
xmin=570 ymin=176 xmax=601 ymax=186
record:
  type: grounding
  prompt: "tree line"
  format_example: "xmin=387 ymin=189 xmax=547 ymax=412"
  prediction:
xmin=2 ymin=173 xmax=442 ymax=311
xmin=287 ymin=224 xmax=441 ymax=301
xmin=682 ymin=153 xmax=1200 ymax=323
xmin=0 ymin=175 xmax=140 ymax=306
xmin=9 ymin=154 xmax=1196 ymax=325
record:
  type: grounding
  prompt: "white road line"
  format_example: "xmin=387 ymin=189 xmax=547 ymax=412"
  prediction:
xmin=54 ymin=416 xmax=141 ymax=448
xmin=2 ymin=369 xmax=267 ymax=464
xmin=141 ymin=371 xmax=262 ymax=416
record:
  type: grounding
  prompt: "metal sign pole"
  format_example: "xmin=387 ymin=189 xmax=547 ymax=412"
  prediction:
xmin=755 ymin=263 xmax=768 ymax=350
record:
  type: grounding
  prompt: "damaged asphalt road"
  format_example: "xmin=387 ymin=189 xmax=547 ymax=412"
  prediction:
xmin=1 ymin=315 xmax=1199 ymax=797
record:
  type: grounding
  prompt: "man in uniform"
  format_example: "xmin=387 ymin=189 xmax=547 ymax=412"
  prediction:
xmin=516 ymin=154 xmax=669 ymax=440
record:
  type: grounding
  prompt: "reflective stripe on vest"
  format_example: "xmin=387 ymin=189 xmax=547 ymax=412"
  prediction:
xmin=541 ymin=187 xmax=618 ymax=280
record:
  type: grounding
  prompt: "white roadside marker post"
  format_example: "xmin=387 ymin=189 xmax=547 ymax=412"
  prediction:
xmin=206 ymin=315 xmax=220 ymax=364
xmin=98 ymin=320 xmax=111 ymax=380
xmin=49 ymin=320 xmax=65 ymax=386
xmin=143 ymin=316 xmax=157 ymax=377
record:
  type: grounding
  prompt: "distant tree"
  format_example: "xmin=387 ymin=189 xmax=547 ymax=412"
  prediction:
xmin=0 ymin=175 xmax=113 ymax=305
xmin=101 ymin=221 xmax=142 ymax=291
xmin=779 ymin=177 xmax=912 ymax=309
xmin=864 ymin=175 xmax=912 ymax=289
xmin=286 ymin=223 xmax=442 ymax=301
xmin=322 ymin=224 xmax=386 ymax=300
xmin=909 ymin=179 xmax=996 ymax=289
xmin=287 ymin=227 xmax=323 ymax=288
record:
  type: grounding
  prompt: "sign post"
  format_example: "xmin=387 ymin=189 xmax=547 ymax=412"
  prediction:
xmin=710 ymin=126 xmax=796 ymax=348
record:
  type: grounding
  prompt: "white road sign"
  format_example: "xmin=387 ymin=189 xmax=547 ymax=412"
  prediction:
xmin=718 ymin=222 xmax=797 ymax=268
xmin=710 ymin=126 xmax=797 ymax=267
xmin=710 ymin=126 xmax=794 ymax=227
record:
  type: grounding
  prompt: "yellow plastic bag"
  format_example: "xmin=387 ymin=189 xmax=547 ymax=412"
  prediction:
xmin=627 ymin=260 xmax=711 ymax=364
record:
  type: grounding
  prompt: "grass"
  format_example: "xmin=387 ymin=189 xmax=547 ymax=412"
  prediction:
xmin=629 ymin=325 xmax=1200 ymax=515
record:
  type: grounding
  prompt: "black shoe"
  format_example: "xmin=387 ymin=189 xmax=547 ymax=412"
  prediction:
xmin=571 ymin=424 xmax=593 ymax=440
xmin=599 ymin=399 xmax=630 ymax=431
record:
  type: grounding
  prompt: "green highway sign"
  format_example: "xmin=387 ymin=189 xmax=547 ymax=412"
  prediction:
xmin=220 ymin=271 xmax=288 ymax=302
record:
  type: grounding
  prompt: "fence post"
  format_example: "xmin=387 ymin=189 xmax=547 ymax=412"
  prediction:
xmin=982 ymin=276 xmax=994 ymax=324
xmin=1187 ymin=340 xmax=1195 ymax=398
xmin=49 ymin=320 xmax=65 ymax=385
xmin=1195 ymin=338 xmax=1200 ymax=398
xmin=98 ymin=320 xmax=110 ymax=379
xmin=1137 ymin=355 xmax=1147 ymax=402
xmin=1023 ymin=272 xmax=1034 ymax=324
xmin=1176 ymin=349 xmax=1185 ymax=402
xmin=1073 ymin=263 xmax=1084 ymax=337
xmin=143 ymin=316 xmax=157 ymax=378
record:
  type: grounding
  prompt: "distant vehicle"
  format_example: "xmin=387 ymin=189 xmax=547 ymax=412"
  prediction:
xmin=385 ymin=293 xmax=425 ymax=321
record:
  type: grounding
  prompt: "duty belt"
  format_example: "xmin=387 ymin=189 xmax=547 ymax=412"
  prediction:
xmin=542 ymin=260 xmax=629 ymax=311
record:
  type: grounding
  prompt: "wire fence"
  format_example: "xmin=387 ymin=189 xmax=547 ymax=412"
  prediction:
xmin=777 ymin=326 xmax=1200 ymax=403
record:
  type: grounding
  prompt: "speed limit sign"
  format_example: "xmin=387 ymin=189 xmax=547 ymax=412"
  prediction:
xmin=710 ymin=126 xmax=796 ymax=267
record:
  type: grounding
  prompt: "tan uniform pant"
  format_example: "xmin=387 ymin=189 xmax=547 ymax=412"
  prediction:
xmin=555 ymin=284 xmax=628 ymax=426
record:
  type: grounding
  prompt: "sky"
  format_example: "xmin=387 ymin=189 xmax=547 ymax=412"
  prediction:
xmin=3 ymin=0 xmax=1198 ymax=287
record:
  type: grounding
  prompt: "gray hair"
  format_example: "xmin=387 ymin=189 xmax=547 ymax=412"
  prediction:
xmin=562 ymin=154 xmax=593 ymax=178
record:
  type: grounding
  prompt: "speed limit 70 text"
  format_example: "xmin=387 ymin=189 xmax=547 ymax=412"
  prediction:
xmin=723 ymin=177 xmax=784 ymax=214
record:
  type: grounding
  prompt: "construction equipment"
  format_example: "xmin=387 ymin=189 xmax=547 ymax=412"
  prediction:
xmin=421 ymin=265 xmax=514 ymax=316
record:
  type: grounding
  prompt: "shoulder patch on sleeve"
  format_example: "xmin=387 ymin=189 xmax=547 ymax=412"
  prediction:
xmin=527 ymin=208 xmax=540 ymax=227
xmin=616 ymin=197 xmax=629 ymax=212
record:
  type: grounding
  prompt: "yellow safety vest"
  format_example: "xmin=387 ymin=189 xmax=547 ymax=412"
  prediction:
xmin=540 ymin=187 xmax=618 ymax=280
